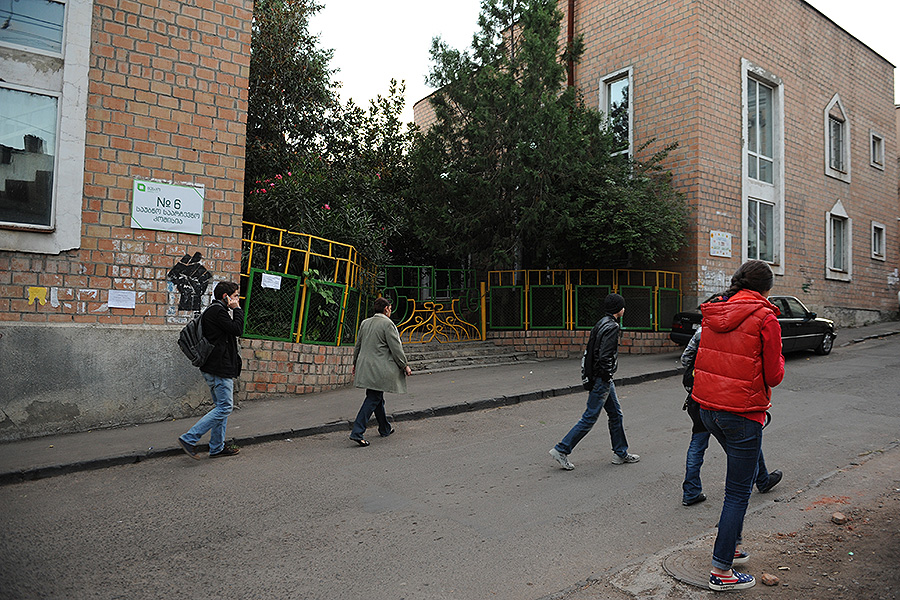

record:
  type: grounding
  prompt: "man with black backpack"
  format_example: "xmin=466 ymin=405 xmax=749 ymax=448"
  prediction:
xmin=549 ymin=293 xmax=639 ymax=470
xmin=178 ymin=281 xmax=244 ymax=459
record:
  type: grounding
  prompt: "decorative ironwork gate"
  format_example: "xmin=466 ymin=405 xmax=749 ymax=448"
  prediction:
xmin=396 ymin=298 xmax=483 ymax=344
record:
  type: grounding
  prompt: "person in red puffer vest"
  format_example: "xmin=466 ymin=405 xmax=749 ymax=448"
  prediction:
xmin=692 ymin=260 xmax=785 ymax=592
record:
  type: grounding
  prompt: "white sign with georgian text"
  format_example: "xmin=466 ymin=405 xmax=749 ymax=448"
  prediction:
xmin=131 ymin=179 xmax=205 ymax=235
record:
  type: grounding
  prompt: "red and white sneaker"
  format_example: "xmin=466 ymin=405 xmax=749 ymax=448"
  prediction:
xmin=709 ymin=570 xmax=755 ymax=591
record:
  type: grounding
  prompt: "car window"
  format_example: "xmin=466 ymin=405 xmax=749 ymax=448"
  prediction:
xmin=782 ymin=297 xmax=808 ymax=318
xmin=772 ymin=298 xmax=792 ymax=318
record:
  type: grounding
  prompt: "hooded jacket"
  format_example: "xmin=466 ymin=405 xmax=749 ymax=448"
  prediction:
xmin=691 ymin=289 xmax=784 ymax=423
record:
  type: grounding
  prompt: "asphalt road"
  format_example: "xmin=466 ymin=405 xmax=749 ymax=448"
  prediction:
xmin=1 ymin=335 xmax=898 ymax=600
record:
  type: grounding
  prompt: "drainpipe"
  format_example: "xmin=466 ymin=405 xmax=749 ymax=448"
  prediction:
xmin=567 ymin=0 xmax=575 ymax=87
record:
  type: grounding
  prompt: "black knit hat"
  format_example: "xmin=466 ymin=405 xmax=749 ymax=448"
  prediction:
xmin=604 ymin=293 xmax=625 ymax=314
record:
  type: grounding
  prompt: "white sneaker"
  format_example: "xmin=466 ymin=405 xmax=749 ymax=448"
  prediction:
xmin=611 ymin=453 xmax=640 ymax=464
xmin=549 ymin=448 xmax=575 ymax=470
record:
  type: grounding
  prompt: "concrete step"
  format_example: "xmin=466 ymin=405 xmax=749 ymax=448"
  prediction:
xmin=405 ymin=341 xmax=538 ymax=374
xmin=405 ymin=342 xmax=509 ymax=361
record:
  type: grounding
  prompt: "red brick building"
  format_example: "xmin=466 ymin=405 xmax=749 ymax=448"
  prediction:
xmin=0 ymin=0 xmax=253 ymax=440
xmin=416 ymin=0 xmax=899 ymax=325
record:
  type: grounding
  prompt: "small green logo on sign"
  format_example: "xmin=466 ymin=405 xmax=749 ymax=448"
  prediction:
xmin=137 ymin=183 xmax=146 ymax=192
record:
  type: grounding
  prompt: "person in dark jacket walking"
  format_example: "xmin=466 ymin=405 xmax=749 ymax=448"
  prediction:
xmin=549 ymin=293 xmax=639 ymax=470
xmin=178 ymin=281 xmax=244 ymax=459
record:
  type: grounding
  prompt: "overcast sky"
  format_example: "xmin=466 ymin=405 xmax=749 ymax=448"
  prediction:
xmin=309 ymin=0 xmax=899 ymax=124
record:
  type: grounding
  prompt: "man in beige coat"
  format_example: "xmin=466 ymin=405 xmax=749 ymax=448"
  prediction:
xmin=349 ymin=297 xmax=412 ymax=446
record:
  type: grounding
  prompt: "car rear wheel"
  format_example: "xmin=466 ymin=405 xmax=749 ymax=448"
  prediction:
xmin=814 ymin=333 xmax=834 ymax=355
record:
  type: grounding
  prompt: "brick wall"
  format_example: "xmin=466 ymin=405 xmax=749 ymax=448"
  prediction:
xmin=0 ymin=0 xmax=254 ymax=440
xmin=488 ymin=329 xmax=680 ymax=358
xmin=572 ymin=0 xmax=898 ymax=320
xmin=239 ymin=340 xmax=355 ymax=399
xmin=0 ymin=0 xmax=252 ymax=325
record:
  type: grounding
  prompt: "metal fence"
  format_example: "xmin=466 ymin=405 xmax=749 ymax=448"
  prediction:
xmin=380 ymin=265 xmax=482 ymax=343
xmin=240 ymin=222 xmax=683 ymax=344
xmin=487 ymin=269 xmax=681 ymax=332
xmin=241 ymin=222 xmax=378 ymax=345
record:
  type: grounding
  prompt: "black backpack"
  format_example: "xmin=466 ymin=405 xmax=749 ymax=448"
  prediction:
xmin=178 ymin=306 xmax=214 ymax=367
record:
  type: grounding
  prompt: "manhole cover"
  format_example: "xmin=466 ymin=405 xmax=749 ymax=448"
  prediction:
xmin=662 ymin=544 xmax=713 ymax=589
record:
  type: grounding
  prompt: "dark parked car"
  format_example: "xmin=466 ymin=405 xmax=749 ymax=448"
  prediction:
xmin=669 ymin=295 xmax=836 ymax=355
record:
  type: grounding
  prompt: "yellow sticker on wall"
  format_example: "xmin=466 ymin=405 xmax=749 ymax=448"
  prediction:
xmin=28 ymin=287 xmax=48 ymax=306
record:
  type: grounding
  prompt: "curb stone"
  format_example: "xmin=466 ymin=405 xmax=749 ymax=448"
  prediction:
xmin=0 ymin=367 xmax=681 ymax=486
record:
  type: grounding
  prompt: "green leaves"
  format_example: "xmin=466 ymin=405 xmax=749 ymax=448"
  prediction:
xmin=408 ymin=0 xmax=689 ymax=271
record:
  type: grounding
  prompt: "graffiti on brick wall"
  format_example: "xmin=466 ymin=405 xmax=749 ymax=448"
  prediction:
xmin=698 ymin=266 xmax=729 ymax=298
xmin=167 ymin=252 xmax=212 ymax=311
xmin=27 ymin=287 xmax=48 ymax=305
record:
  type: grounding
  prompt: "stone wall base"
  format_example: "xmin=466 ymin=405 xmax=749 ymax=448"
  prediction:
xmin=487 ymin=329 xmax=681 ymax=358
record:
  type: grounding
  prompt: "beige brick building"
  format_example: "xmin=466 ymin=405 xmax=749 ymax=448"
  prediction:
xmin=416 ymin=0 xmax=899 ymax=325
xmin=0 ymin=0 xmax=253 ymax=440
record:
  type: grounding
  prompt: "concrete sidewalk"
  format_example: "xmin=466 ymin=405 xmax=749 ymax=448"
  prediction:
xmin=1 ymin=319 xmax=897 ymax=485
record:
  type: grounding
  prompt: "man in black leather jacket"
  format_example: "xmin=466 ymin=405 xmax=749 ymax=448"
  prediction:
xmin=550 ymin=293 xmax=639 ymax=470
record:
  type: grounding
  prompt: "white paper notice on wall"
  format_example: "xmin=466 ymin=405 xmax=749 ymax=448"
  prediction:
xmin=261 ymin=273 xmax=282 ymax=290
xmin=709 ymin=230 xmax=732 ymax=258
xmin=108 ymin=290 xmax=136 ymax=309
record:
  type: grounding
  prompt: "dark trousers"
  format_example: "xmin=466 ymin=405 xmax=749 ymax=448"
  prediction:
xmin=350 ymin=389 xmax=392 ymax=438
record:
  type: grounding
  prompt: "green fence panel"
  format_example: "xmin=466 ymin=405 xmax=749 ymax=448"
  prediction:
xmin=301 ymin=279 xmax=345 ymax=345
xmin=529 ymin=285 xmax=566 ymax=329
xmin=656 ymin=288 xmax=681 ymax=332
xmin=340 ymin=287 xmax=362 ymax=345
xmin=489 ymin=286 xmax=524 ymax=329
xmin=619 ymin=285 xmax=653 ymax=331
xmin=573 ymin=285 xmax=611 ymax=329
xmin=243 ymin=269 xmax=302 ymax=342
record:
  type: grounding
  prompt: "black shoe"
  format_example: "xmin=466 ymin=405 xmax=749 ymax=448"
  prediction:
xmin=350 ymin=436 xmax=370 ymax=447
xmin=178 ymin=437 xmax=201 ymax=460
xmin=758 ymin=470 xmax=782 ymax=493
xmin=380 ymin=428 xmax=395 ymax=438
xmin=682 ymin=493 xmax=707 ymax=506
xmin=209 ymin=444 xmax=240 ymax=458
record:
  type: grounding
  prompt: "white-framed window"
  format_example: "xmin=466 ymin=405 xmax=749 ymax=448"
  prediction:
xmin=599 ymin=67 xmax=633 ymax=156
xmin=747 ymin=197 xmax=774 ymax=262
xmin=825 ymin=199 xmax=852 ymax=281
xmin=871 ymin=221 xmax=886 ymax=260
xmin=0 ymin=0 xmax=92 ymax=254
xmin=747 ymin=78 xmax=774 ymax=184
xmin=869 ymin=131 xmax=885 ymax=170
xmin=0 ymin=85 xmax=59 ymax=228
xmin=824 ymin=94 xmax=851 ymax=183
xmin=741 ymin=60 xmax=784 ymax=274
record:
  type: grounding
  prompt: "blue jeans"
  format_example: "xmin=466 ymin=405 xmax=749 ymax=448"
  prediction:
xmin=683 ymin=431 xmax=710 ymax=502
xmin=180 ymin=373 xmax=234 ymax=455
xmin=683 ymin=402 xmax=772 ymax=502
xmin=700 ymin=408 xmax=763 ymax=571
xmin=555 ymin=379 xmax=629 ymax=457
xmin=351 ymin=389 xmax=392 ymax=439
